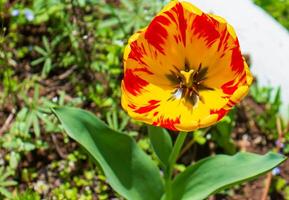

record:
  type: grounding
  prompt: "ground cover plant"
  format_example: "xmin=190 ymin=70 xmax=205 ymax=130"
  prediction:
xmin=1 ymin=0 xmax=289 ymax=199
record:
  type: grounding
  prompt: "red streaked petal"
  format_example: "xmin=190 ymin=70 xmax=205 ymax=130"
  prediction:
xmin=123 ymin=69 xmax=149 ymax=96
xmin=192 ymin=14 xmax=220 ymax=47
xmin=153 ymin=116 xmax=181 ymax=131
xmin=128 ymin=41 xmax=148 ymax=66
xmin=221 ymin=80 xmax=238 ymax=95
xmin=172 ymin=2 xmax=187 ymax=46
xmin=134 ymin=100 xmax=160 ymax=114
xmin=210 ymin=108 xmax=229 ymax=121
xmin=231 ymin=43 xmax=245 ymax=74
xmin=134 ymin=67 xmax=153 ymax=75
xmin=144 ymin=15 xmax=171 ymax=54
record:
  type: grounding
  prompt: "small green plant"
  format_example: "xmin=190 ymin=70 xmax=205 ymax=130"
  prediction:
xmin=0 ymin=167 xmax=17 ymax=198
xmin=210 ymin=112 xmax=237 ymax=155
xmin=251 ymin=84 xmax=282 ymax=139
xmin=98 ymin=0 xmax=168 ymax=36
xmin=32 ymin=37 xmax=59 ymax=77
xmin=13 ymin=190 xmax=41 ymax=200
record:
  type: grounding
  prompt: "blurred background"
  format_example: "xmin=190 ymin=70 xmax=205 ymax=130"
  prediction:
xmin=0 ymin=0 xmax=289 ymax=199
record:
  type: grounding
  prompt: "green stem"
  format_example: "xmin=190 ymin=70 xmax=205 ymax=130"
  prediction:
xmin=164 ymin=131 xmax=187 ymax=200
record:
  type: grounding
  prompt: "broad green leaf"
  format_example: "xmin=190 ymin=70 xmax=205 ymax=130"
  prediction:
xmin=148 ymin=126 xmax=172 ymax=167
xmin=53 ymin=107 xmax=164 ymax=200
xmin=170 ymin=152 xmax=286 ymax=200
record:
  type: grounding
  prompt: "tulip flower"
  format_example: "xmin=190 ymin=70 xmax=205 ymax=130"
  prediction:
xmin=121 ymin=0 xmax=253 ymax=131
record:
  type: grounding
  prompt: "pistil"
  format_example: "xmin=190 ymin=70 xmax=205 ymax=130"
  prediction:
xmin=180 ymin=69 xmax=195 ymax=88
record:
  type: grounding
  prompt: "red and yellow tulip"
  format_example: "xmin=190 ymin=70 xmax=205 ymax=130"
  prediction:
xmin=121 ymin=0 xmax=253 ymax=131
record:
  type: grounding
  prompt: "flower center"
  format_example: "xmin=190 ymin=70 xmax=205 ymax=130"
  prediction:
xmin=168 ymin=64 xmax=213 ymax=106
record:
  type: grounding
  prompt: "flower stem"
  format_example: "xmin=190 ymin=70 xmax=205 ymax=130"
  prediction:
xmin=164 ymin=131 xmax=187 ymax=200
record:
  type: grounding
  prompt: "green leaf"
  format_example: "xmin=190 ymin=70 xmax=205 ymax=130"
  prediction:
xmin=0 ymin=187 xmax=12 ymax=198
xmin=34 ymin=46 xmax=47 ymax=56
xmin=211 ymin=115 xmax=236 ymax=155
xmin=33 ymin=84 xmax=39 ymax=102
xmin=53 ymin=107 xmax=164 ymax=200
xmin=43 ymin=58 xmax=52 ymax=76
xmin=31 ymin=57 xmax=45 ymax=66
xmin=32 ymin=113 xmax=40 ymax=137
xmin=98 ymin=18 xmax=119 ymax=29
xmin=0 ymin=180 xmax=17 ymax=187
xmin=148 ymin=126 xmax=172 ymax=167
xmin=25 ymin=111 xmax=34 ymax=134
xmin=170 ymin=152 xmax=286 ymax=200
xmin=42 ymin=36 xmax=50 ymax=52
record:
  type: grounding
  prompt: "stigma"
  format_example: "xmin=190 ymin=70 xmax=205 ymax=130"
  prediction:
xmin=180 ymin=69 xmax=195 ymax=88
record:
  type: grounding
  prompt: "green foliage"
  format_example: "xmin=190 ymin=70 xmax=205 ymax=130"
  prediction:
xmin=98 ymin=0 xmax=168 ymax=35
xmin=250 ymin=84 xmax=282 ymax=138
xmin=148 ymin=126 xmax=173 ymax=168
xmin=254 ymin=0 xmax=289 ymax=30
xmin=0 ymin=167 xmax=17 ymax=198
xmin=250 ymin=84 xmax=289 ymax=156
xmin=54 ymin=107 xmax=286 ymax=200
xmin=13 ymin=190 xmax=41 ymax=200
xmin=106 ymin=109 xmax=130 ymax=132
xmin=52 ymin=183 xmax=78 ymax=200
xmin=1 ymin=0 xmax=165 ymax=197
xmin=53 ymin=107 xmax=164 ymax=200
xmin=32 ymin=37 xmax=59 ymax=77
xmin=210 ymin=112 xmax=237 ymax=155
xmin=170 ymin=152 xmax=285 ymax=200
